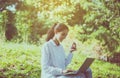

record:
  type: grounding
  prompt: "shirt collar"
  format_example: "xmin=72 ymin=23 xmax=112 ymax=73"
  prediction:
xmin=49 ymin=39 xmax=61 ymax=46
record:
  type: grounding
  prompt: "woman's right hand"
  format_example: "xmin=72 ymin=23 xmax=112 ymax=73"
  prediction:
xmin=62 ymin=69 xmax=75 ymax=74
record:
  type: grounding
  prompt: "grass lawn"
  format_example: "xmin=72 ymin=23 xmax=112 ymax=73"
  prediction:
xmin=0 ymin=42 xmax=120 ymax=78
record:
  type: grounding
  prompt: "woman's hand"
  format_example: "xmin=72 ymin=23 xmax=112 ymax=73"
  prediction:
xmin=70 ymin=42 xmax=77 ymax=53
xmin=62 ymin=69 xmax=75 ymax=74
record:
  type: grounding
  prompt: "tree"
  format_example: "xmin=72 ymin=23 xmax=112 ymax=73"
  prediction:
xmin=0 ymin=0 xmax=20 ymax=41
xmin=78 ymin=0 xmax=120 ymax=54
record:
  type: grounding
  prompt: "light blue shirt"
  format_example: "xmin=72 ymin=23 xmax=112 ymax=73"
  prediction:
xmin=41 ymin=39 xmax=73 ymax=78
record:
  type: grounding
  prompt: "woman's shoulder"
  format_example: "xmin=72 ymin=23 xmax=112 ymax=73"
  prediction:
xmin=42 ymin=40 xmax=52 ymax=47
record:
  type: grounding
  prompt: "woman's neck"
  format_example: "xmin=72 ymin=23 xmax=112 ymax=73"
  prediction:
xmin=53 ymin=37 xmax=60 ymax=46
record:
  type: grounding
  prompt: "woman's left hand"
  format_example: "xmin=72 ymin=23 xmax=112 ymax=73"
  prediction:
xmin=70 ymin=42 xmax=77 ymax=53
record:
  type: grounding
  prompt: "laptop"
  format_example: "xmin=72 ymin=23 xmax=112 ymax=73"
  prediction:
xmin=63 ymin=58 xmax=95 ymax=75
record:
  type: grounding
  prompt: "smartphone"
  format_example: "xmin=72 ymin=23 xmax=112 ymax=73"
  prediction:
xmin=71 ymin=42 xmax=76 ymax=49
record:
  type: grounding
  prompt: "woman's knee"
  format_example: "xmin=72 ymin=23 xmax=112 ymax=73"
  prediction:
xmin=86 ymin=68 xmax=92 ymax=73
xmin=85 ymin=68 xmax=92 ymax=78
xmin=77 ymin=73 xmax=86 ymax=78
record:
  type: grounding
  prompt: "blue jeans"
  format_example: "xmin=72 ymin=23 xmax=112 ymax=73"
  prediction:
xmin=77 ymin=68 xmax=92 ymax=78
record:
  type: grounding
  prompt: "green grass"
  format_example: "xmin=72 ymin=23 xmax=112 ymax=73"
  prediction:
xmin=0 ymin=42 xmax=120 ymax=78
xmin=0 ymin=42 xmax=41 ymax=78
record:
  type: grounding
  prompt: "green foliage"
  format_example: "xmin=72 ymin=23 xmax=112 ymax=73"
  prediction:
xmin=0 ymin=0 xmax=120 ymax=78
xmin=77 ymin=0 xmax=120 ymax=54
xmin=0 ymin=10 xmax=8 ymax=41
xmin=15 ymin=11 xmax=32 ymax=42
xmin=0 ymin=42 xmax=41 ymax=78
xmin=0 ymin=42 xmax=120 ymax=78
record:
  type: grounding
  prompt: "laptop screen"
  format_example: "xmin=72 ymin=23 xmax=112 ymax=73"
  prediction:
xmin=77 ymin=58 xmax=95 ymax=73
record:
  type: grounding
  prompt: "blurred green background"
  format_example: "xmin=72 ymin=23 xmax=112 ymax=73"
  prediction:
xmin=0 ymin=0 xmax=120 ymax=78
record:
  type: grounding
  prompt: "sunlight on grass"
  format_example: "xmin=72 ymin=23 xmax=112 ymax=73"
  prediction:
xmin=0 ymin=42 xmax=120 ymax=78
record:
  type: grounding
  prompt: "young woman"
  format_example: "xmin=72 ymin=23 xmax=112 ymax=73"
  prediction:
xmin=41 ymin=23 xmax=92 ymax=78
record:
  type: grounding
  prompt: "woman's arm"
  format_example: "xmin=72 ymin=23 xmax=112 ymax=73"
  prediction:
xmin=65 ymin=42 xmax=76 ymax=67
xmin=65 ymin=52 xmax=73 ymax=67
xmin=41 ymin=43 xmax=63 ymax=76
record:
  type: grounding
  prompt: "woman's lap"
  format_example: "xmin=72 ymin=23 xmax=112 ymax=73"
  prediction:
xmin=57 ymin=73 xmax=86 ymax=78
xmin=57 ymin=68 xmax=92 ymax=78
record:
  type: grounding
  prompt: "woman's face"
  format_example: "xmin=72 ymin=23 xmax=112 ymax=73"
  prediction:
xmin=55 ymin=29 xmax=68 ymax=42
